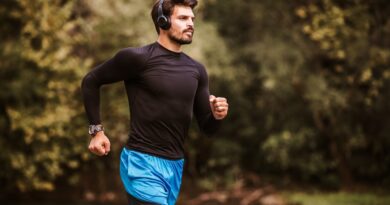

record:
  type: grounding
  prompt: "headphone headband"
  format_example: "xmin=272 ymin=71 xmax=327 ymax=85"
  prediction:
xmin=158 ymin=0 xmax=164 ymax=18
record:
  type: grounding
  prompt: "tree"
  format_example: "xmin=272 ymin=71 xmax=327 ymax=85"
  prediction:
xmin=294 ymin=0 xmax=390 ymax=188
xmin=0 ymin=0 xmax=91 ymax=192
xmin=203 ymin=0 xmax=390 ymax=189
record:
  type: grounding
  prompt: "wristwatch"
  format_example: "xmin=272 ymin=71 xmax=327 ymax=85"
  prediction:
xmin=88 ymin=124 xmax=104 ymax=136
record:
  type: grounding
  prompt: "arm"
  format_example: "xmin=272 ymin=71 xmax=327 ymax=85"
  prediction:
xmin=193 ymin=65 xmax=228 ymax=136
xmin=81 ymin=48 xmax=142 ymax=124
xmin=81 ymin=48 xmax=144 ymax=155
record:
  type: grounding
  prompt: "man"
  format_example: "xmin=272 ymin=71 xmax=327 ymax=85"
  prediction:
xmin=81 ymin=0 xmax=229 ymax=204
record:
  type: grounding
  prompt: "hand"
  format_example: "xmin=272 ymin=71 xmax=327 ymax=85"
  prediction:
xmin=88 ymin=131 xmax=111 ymax=156
xmin=209 ymin=95 xmax=229 ymax=120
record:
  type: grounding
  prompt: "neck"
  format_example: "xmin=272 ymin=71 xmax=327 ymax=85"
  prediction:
xmin=157 ymin=33 xmax=182 ymax=53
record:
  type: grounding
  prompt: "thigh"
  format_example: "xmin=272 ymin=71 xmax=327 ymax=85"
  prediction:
xmin=127 ymin=193 xmax=160 ymax=205
xmin=121 ymin=149 xmax=169 ymax=204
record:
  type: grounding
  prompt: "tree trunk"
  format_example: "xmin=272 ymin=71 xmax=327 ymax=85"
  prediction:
xmin=313 ymin=111 xmax=354 ymax=189
xmin=328 ymin=134 xmax=354 ymax=189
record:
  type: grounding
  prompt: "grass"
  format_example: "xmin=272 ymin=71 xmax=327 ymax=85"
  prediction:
xmin=283 ymin=192 xmax=390 ymax=205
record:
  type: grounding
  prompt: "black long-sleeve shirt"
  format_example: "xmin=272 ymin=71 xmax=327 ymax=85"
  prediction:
xmin=81 ymin=42 xmax=221 ymax=159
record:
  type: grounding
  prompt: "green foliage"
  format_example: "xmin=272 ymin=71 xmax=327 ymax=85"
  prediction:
xmin=262 ymin=129 xmax=327 ymax=175
xmin=0 ymin=0 xmax=91 ymax=192
xmin=1 ymin=0 xmax=390 ymax=198
xmin=203 ymin=0 xmax=390 ymax=188
xmin=293 ymin=0 xmax=390 ymax=186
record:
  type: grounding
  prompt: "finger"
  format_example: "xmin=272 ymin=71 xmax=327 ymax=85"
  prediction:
xmin=94 ymin=150 xmax=103 ymax=156
xmin=215 ymin=102 xmax=228 ymax=107
xmin=214 ymin=105 xmax=223 ymax=111
xmin=88 ymin=141 xmax=94 ymax=150
xmin=209 ymin=95 xmax=216 ymax=103
xmin=104 ymin=141 xmax=111 ymax=154
xmin=90 ymin=147 xmax=100 ymax=156
xmin=216 ymin=103 xmax=229 ymax=110
xmin=98 ymin=145 xmax=105 ymax=155
xmin=216 ymin=106 xmax=228 ymax=112
xmin=90 ymin=144 xmax=104 ymax=155
xmin=92 ymin=146 xmax=102 ymax=155
xmin=216 ymin=109 xmax=226 ymax=114
xmin=216 ymin=113 xmax=227 ymax=119
xmin=90 ymin=145 xmax=98 ymax=153
xmin=215 ymin=97 xmax=227 ymax=102
xmin=218 ymin=107 xmax=227 ymax=112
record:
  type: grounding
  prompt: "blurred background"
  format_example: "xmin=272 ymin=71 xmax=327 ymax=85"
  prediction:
xmin=1 ymin=0 xmax=390 ymax=204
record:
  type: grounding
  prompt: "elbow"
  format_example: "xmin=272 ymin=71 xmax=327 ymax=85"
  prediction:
xmin=197 ymin=113 xmax=222 ymax=137
xmin=81 ymin=73 xmax=99 ymax=92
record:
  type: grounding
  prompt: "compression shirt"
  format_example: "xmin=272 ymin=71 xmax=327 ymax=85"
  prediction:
xmin=81 ymin=42 xmax=221 ymax=159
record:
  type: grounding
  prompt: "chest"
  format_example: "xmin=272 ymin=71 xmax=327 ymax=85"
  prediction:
xmin=138 ymin=64 xmax=200 ymax=101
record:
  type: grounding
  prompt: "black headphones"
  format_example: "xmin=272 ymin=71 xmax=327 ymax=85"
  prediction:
xmin=157 ymin=0 xmax=171 ymax=30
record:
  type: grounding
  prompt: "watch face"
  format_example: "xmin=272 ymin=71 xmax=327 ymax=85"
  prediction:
xmin=89 ymin=125 xmax=103 ymax=136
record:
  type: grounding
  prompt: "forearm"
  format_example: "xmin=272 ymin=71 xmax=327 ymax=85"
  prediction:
xmin=81 ymin=51 xmax=133 ymax=124
xmin=81 ymin=72 xmax=102 ymax=124
xmin=198 ymin=113 xmax=222 ymax=136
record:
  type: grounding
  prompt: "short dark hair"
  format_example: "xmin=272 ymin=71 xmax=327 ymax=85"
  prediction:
xmin=151 ymin=0 xmax=198 ymax=34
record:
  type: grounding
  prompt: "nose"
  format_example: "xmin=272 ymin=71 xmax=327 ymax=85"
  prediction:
xmin=187 ymin=18 xmax=194 ymax=28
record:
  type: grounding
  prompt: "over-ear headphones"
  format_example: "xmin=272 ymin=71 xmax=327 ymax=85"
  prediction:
xmin=157 ymin=0 xmax=171 ymax=30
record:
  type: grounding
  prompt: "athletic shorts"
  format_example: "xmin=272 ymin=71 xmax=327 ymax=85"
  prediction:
xmin=120 ymin=148 xmax=184 ymax=205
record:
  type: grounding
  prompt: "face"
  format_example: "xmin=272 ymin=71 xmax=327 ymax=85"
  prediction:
xmin=167 ymin=5 xmax=195 ymax=45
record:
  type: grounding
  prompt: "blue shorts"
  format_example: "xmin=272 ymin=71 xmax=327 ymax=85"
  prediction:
xmin=120 ymin=148 xmax=184 ymax=205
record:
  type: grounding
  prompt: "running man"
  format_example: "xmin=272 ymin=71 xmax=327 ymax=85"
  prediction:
xmin=81 ymin=0 xmax=229 ymax=204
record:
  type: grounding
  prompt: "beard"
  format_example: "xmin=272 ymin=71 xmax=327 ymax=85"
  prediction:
xmin=168 ymin=28 xmax=194 ymax=45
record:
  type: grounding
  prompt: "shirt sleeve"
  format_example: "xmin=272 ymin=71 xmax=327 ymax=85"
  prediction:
xmin=193 ymin=64 xmax=222 ymax=136
xmin=81 ymin=48 xmax=146 ymax=124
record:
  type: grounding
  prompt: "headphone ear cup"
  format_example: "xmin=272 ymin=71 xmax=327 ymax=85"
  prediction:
xmin=157 ymin=15 xmax=171 ymax=30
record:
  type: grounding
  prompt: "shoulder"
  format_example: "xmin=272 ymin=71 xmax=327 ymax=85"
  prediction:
xmin=115 ymin=43 xmax=154 ymax=63
xmin=182 ymin=53 xmax=206 ymax=71
xmin=181 ymin=53 xmax=209 ymax=83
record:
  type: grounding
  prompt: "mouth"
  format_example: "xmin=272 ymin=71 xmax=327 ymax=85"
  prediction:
xmin=183 ymin=29 xmax=194 ymax=36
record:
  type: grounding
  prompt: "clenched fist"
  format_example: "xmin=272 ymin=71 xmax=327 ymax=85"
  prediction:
xmin=88 ymin=131 xmax=111 ymax=156
xmin=209 ymin=95 xmax=229 ymax=120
